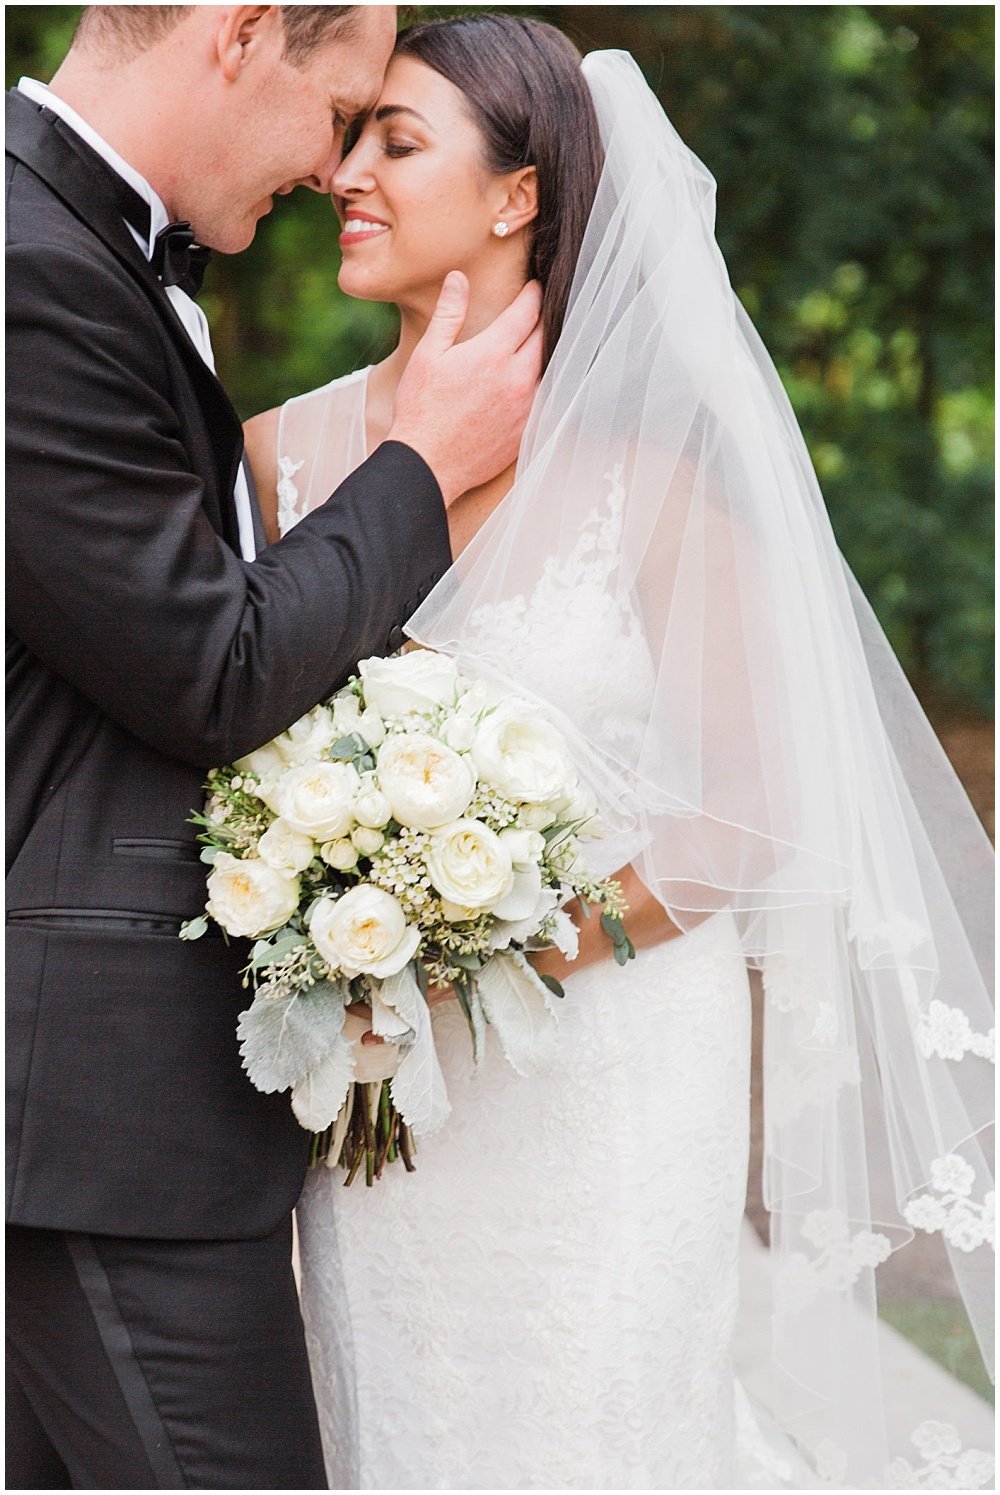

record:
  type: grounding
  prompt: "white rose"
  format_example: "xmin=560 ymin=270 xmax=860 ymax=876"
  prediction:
xmin=357 ymin=709 xmax=386 ymax=748
xmin=277 ymin=761 xmax=360 ymax=840
xmin=320 ymin=838 xmax=359 ymax=871
xmin=376 ymin=732 xmax=476 ymax=830
xmin=359 ymin=650 xmax=459 ymax=717
xmin=257 ymin=817 xmax=316 ymax=874
xmin=563 ymin=781 xmax=598 ymax=828
xmin=441 ymin=716 xmax=476 ymax=753
xmin=499 ymin=827 xmax=545 ymax=867
xmin=472 ymin=705 xmax=575 ymax=804
xmin=270 ymin=705 xmax=338 ymax=766
xmin=310 ymin=887 xmax=419 ymax=979
xmin=425 ymin=819 xmax=514 ymax=912
xmin=522 ymin=803 xmax=561 ymax=832
xmin=353 ymin=783 xmax=392 ymax=829
xmin=233 ymin=740 xmax=287 ymax=783
xmin=331 ymin=693 xmax=362 ymax=735
xmin=206 ymin=853 xmax=300 ymax=937
xmin=351 ymin=826 xmax=385 ymax=857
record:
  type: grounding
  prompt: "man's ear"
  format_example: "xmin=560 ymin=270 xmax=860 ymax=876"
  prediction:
xmin=215 ymin=6 xmax=280 ymax=84
xmin=496 ymin=166 xmax=539 ymax=236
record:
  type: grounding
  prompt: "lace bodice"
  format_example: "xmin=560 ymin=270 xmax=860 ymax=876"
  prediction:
xmin=276 ymin=372 xmax=657 ymax=760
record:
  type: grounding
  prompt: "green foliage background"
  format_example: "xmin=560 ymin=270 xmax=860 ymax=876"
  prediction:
xmin=6 ymin=5 xmax=994 ymax=712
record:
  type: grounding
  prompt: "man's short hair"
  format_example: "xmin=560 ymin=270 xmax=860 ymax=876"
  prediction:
xmin=74 ymin=6 xmax=358 ymax=65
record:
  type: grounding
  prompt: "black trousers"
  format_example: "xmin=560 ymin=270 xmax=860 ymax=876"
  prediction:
xmin=6 ymin=1220 xmax=328 ymax=1489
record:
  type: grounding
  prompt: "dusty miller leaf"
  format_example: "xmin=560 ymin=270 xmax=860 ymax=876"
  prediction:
xmin=476 ymin=951 xmax=559 ymax=1078
xmin=290 ymin=1037 xmax=355 ymax=1132
xmin=380 ymin=966 xmax=451 ymax=1136
xmin=236 ymin=980 xmax=347 ymax=1093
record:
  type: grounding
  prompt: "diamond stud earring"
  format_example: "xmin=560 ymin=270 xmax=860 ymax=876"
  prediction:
xmin=492 ymin=221 xmax=510 ymax=238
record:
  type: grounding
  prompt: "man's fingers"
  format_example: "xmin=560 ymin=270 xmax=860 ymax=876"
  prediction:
xmin=476 ymin=279 xmax=543 ymax=355
xmin=511 ymin=319 xmax=545 ymax=381
xmin=418 ymin=270 xmax=470 ymax=358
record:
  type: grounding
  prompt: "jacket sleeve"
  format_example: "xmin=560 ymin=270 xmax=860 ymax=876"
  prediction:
xmin=6 ymin=239 xmax=453 ymax=767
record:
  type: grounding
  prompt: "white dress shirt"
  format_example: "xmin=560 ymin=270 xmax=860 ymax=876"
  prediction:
xmin=19 ymin=77 xmax=257 ymax=562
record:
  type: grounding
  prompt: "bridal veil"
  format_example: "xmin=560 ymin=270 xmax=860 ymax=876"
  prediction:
xmin=407 ymin=50 xmax=994 ymax=1485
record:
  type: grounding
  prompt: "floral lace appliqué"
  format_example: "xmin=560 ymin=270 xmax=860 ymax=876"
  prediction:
xmin=776 ymin=1209 xmax=892 ymax=1314
xmin=903 ymin=1154 xmax=995 ymax=1253
xmin=886 ymin=1420 xmax=995 ymax=1489
xmin=276 ymin=455 xmax=305 ymax=535
xmin=915 ymin=1000 xmax=995 ymax=1064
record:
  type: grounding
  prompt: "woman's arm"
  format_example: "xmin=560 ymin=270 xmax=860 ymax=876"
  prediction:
xmin=243 ymin=407 xmax=281 ymax=546
xmin=530 ymin=862 xmax=683 ymax=987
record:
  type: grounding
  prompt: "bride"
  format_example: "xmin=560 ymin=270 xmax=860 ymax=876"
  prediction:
xmin=245 ymin=15 xmax=994 ymax=1490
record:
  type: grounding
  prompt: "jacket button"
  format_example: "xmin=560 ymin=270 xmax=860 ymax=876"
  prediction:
xmin=386 ymin=625 xmax=404 ymax=653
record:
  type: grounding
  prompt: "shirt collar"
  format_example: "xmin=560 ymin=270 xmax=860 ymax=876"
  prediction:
xmin=18 ymin=76 xmax=169 ymax=259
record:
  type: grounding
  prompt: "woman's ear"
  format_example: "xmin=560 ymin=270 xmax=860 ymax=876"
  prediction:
xmin=496 ymin=166 xmax=538 ymax=236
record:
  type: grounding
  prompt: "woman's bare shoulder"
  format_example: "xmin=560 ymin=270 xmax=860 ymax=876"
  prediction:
xmin=244 ymin=406 xmax=282 ymax=547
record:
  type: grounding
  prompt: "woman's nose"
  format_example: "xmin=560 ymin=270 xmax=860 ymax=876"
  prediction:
xmin=331 ymin=140 xmax=376 ymax=200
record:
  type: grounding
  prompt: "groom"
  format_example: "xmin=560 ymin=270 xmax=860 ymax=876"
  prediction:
xmin=6 ymin=6 xmax=541 ymax=1488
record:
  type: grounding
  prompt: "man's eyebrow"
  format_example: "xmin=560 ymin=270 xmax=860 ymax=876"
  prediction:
xmin=374 ymin=104 xmax=433 ymax=128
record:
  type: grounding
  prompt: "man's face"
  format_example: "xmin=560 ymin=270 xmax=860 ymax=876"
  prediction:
xmin=187 ymin=6 xmax=397 ymax=252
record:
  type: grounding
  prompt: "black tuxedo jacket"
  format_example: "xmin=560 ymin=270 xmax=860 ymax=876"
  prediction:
xmin=6 ymin=90 xmax=452 ymax=1239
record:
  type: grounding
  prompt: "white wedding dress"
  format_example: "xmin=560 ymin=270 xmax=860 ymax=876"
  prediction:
xmin=279 ymin=370 xmax=768 ymax=1490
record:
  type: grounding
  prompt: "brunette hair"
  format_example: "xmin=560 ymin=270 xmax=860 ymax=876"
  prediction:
xmin=394 ymin=14 xmax=604 ymax=368
xmin=74 ymin=6 xmax=357 ymax=65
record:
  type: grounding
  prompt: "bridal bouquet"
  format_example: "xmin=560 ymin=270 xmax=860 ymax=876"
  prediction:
xmin=181 ymin=650 xmax=631 ymax=1184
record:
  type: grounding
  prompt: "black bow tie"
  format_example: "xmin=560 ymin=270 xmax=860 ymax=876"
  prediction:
xmin=152 ymin=222 xmax=212 ymax=298
xmin=36 ymin=107 xmax=211 ymax=297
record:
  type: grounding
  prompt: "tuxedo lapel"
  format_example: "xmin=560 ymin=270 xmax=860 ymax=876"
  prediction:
xmin=5 ymin=90 xmax=244 ymax=553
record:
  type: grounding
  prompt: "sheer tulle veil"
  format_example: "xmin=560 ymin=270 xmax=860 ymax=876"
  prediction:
xmin=407 ymin=50 xmax=994 ymax=1483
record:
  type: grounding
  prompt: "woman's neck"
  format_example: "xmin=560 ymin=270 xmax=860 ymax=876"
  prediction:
xmin=365 ymin=266 xmax=531 ymax=451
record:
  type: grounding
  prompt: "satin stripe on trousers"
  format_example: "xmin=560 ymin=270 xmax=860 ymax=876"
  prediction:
xmin=5 ymin=1221 xmax=327 ymax=1490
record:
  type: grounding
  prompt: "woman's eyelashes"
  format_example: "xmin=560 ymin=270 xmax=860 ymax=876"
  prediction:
xmin=383 ymin=139 xmax=418 ymax=158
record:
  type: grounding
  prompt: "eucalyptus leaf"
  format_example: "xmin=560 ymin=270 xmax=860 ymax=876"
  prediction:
xmin=199 ymin=846 xmax=220 ymax=865
xmin=179 ymin=915 xmax=208 ymax=941
xmin=330 ymin=732 xmax=367 ymax=760
xmin=248 ymin=931 xmax=307 ymax=970
xmin=539 ymin=973 xmax=565 ymax=999
xmin=237 ymin=983 xmax=348 ymax=1093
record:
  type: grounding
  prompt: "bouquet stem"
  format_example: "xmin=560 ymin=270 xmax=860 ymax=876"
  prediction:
xmin=309 ymin=1080 xmax=416 ymax=1186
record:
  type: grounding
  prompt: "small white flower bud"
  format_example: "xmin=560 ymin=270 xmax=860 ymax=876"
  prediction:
xmin=353 ymin=785 xmax=392 ymax=829
xmin=357 ymin=709 xmax=386 ymax=748
xmin=351 ymin=826 xmax=385 ymax=857
xmin=320 ymin=838 xmax=359 ymax=871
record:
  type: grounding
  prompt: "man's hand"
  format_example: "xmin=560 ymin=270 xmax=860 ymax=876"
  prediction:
xmin=388 ymin=272 xmax=543 ymax=506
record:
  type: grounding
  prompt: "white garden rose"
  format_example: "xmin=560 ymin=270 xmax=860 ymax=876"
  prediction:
xmin=277 ymin=761 xmax=360 ymax=840
xmin=205 ymin=853 xmax=300 ymax=938
xmin=269 ymin=705 xmax=338 ymax=766
xmin=359 ymin=650 xmax=459 ymax=717
xmin=472 ymin=705 xmax=575 ymax=804
xmin=425 ymin=819 xmax=514 ymax=913
xmin=256 ymin=817 xmax=316 ymax=874
xmin=376 ymin=732 xmax=476 ymax=830
xmin=320 ymin=838 xmax=358 ymax=871
xmin=310 ymin=887 xmax=419 ymax=979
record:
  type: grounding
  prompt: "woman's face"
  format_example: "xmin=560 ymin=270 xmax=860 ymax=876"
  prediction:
xmin=331 ymin=55 xmax=520 ymax=309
